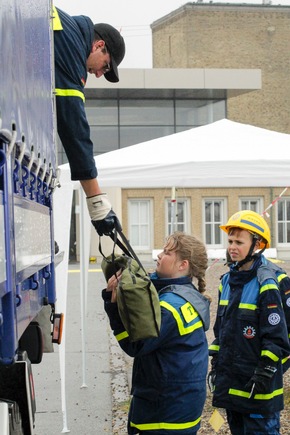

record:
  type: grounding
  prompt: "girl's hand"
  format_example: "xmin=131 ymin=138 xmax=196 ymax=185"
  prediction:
xmin=106 ymin=269 xmax=122 ymax=303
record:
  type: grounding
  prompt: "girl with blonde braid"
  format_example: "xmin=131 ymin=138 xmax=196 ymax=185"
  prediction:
xmin=102 ymin=231 xmax=210 ymax=434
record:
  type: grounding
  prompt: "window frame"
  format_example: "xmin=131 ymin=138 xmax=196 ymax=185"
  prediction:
xmin=128 ymin=199 xmax=153 ymax=251
xmin=239 ymin=197 xmax=263 ymax=214
xmin=202 ymin=198 xmax=227 ymax=248
xmin=165 ymin=198 xmax=190 ymax=236
xmin=276 ymin=197 xmax=290 ymax=246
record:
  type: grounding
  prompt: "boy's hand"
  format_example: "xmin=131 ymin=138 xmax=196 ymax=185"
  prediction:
xmin=207 ymin=355 xmax=218 ymax=393
xmin=207 ymin=369 xmax=216 ymax=393
xmin=245 ymin=365 xmax=277 ymax=398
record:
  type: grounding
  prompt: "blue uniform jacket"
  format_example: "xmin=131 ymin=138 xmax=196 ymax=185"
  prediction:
xmin=53 ymin=7 xmax=97 ymax=180
xmin=103 ymin=277 xmax=210 ymax=434
xmin=209 ymin=255 xmax=290 ymax=414
xmin=261 ymin=258 xmax=290 ymax=374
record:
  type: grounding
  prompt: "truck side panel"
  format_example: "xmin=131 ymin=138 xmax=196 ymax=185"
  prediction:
xmin=0 ymin=0 xmax=57 ymax=366
xmin=1 ymin=0 xmax=56 ymax=166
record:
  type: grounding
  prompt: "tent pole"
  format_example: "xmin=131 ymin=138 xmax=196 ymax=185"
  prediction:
xmin=79 ymin=188 xmax=88 ymax=389
xmin=170 ymin=187 xmax=177 ymax=234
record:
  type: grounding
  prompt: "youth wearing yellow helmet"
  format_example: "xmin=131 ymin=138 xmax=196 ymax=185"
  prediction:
xmin=208 ymin=210 xmax=290 ymax=434
xmin=220 ymin=210 xmax=271 ymax=248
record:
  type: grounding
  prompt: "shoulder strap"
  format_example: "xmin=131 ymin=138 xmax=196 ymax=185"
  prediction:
xmin=257 ymin=264 xmax=278 ymax=286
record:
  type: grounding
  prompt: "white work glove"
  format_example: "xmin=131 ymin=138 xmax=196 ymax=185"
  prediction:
xmin=86 ymin=193 xmax=112 ymax=221
xmin=86 ymin=194 xmax=121 ymax=236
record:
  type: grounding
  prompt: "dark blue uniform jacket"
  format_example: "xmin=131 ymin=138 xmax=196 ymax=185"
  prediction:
xmin=103 ymin=276 xmax=210 ymax=434
xmin=54 ymin=7 xmax=97 ymax=180
xmin=209 ymin=255 xmax=290 ymax=414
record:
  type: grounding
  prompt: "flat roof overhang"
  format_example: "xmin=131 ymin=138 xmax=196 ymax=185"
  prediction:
xmin=84 ymin=68 xmax=261 ymax=100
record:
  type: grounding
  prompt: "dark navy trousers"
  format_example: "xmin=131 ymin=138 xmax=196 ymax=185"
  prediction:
xmin=226 ymin=410 xmax=280 ymax=435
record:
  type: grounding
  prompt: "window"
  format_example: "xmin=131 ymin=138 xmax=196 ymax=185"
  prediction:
xmin=203 ymin=199 xmax=225 ymax=247
xmin=81 ymin=95 xmax=226 ymax=155
xmin=239 ymin=197 xmax=262 ymax=213
xmin=166 ymin=199 xmax=189 ymax=235
xmin=120 ymin=100 xmax=174 ymax=126
xmin=90 ymin=126 xmax=119 ymax=154
xmin=85 ymin=99 xmax=118 ymax=125
xmin=175 ymin=99 xmax=225 ymax=127
xmin=277 ymin=198 xmax=290 ymax=244
xmin=120 ymin=126 xmax=174 ymax=148
xmin=128 ymin=200 xmax=151 ymax=250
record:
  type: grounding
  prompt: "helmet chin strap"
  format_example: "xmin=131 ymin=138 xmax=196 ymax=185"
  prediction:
xmin=234 ymin=237 xmax=266 ymax=270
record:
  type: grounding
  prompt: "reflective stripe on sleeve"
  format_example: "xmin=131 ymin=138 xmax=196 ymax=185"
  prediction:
xmin=55 ymin=88 xmax=85 ymax=102
xmin=261 ymin=349 xmax=279 ymax=362
xmin=208 ymin=344 xmax=220 ymax=352
xmin=229 ymin=387 xmax=283 ymax=400
xmin=238 ymin=303 xmax=257 ymax=310
xmin=115 ymin=330 xmax=129 ymax=341
xmin=260 ymin=283 xmax=279 ymax=294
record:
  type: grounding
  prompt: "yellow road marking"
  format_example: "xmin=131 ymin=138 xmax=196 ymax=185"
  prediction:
xmin=68 ymin=269 xmax=102 ymax=273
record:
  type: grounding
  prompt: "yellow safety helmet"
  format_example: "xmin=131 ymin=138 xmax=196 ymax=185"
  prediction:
xmin=220 ymin=210 xmax=271 ymax=248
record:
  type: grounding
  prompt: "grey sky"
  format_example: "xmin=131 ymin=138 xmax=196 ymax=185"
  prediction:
xmin=55 ymin=0 xmax=290 ymax=68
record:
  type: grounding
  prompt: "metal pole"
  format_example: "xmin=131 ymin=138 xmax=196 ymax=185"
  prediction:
xmin=170 ymin=187 xmax=176 ymax=234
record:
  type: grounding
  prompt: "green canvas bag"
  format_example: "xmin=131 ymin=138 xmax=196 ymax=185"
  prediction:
xmin=101 ymin=229 xmax=161 ymax=342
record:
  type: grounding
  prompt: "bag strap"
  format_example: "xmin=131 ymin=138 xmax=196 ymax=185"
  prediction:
xmin=99 ymin=227 xmax=131 ymax=259
xmin=109 ymin=223 xmax=147 ymax=274
xmin=98 ymin=221 xmax=146 ymax=275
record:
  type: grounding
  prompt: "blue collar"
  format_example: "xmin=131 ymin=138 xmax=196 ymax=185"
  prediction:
xmin=150 ymin=272 xmax=192 ymax=292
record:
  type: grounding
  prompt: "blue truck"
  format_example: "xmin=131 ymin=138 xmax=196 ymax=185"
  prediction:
xmin=0 ymin=1 xmax=62 ymax=433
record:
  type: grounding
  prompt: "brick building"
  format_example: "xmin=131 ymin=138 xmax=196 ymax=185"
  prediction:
xmin=151 ymin=2 xmax=290 ymax=134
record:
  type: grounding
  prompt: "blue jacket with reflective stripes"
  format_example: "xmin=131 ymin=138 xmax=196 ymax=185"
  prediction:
xmin=260 ymin=259 xmax=290 ymax=374
xmin=53 ymin=7 xmax=97 ymax=180
xmin=209 ymin=255 xmax=290 ymax=414
xmin=103 ymin=279 xmax=210 ymax=434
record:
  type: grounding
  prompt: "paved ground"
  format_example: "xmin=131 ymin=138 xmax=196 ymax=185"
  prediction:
xmin=33 ymin=263 xmax=126 ymax=435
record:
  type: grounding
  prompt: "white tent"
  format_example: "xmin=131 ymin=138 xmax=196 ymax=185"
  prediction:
xmin=90 ymin=118 xmax=290 ymax=188
xmin=59 ymin=119 xmax=290 ymax=188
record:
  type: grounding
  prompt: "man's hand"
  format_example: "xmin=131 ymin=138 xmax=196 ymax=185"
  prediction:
xmin=91 ymin=209 xmax=120 ymax=236
xmin=86 ymin=193 xmax=122 ymax=236
xmin=245 ymin=365 xmax=277 ymax=398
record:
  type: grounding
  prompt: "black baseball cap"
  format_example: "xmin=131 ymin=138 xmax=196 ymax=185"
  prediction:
xmin=94 ymin=23 xmax=125 ymax=83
